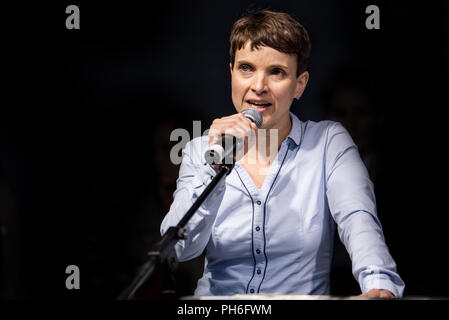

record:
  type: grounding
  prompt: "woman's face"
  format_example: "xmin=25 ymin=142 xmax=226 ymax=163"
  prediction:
xmin=230 ymin=41 xmax=309 ymax=130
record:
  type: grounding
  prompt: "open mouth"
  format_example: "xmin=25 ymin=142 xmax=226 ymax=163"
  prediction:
xmin=246 ymin=99 xmax=272 ymax=108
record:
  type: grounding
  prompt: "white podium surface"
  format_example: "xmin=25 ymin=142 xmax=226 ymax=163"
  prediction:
xmin=182 ymin=294 xmax=363 ymax=300
xmin=182 ymin=294 xmax=439 ymax=300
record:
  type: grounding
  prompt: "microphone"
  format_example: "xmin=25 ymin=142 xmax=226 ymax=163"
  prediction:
xmin=204 ymin=108 xmax=263 ymax=165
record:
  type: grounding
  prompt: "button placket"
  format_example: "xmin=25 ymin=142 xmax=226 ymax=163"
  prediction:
xmin=238 ymin=138 xmax=292 ymax=295
xmin=235 ymin=164 xmax=268 ymax=295
xmin=250 ymin=194 xmax=265 ymax=292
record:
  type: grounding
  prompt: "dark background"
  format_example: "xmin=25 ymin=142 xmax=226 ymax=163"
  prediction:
xmin=1 ymin=0 xmax=448 ymax=299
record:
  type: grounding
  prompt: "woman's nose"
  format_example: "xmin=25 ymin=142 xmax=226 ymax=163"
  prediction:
xmin=250 ymin=72 xmax=267 ymax=94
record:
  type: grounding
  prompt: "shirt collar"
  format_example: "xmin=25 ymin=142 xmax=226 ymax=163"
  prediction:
xmin=286 ymin=112 xmax=302 ymax=146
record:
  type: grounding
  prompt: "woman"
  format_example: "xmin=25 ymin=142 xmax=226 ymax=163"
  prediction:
xmin=161 ymin=9 xmax=404 ymax=298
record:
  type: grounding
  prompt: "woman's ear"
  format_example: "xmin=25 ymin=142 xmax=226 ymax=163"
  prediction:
xmin=229 ymin=63 xmax=233 ymax=75
xmin=295 ymin=71 xmax=309 ymax=99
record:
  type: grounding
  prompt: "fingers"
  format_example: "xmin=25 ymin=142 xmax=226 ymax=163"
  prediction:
xmin=359 ymin=289 xmax=396 ymax=298
xmin=379 ymin=290 xmax=395 ymax=298
xmin=208 ymin=113 xmax=257 ymax=145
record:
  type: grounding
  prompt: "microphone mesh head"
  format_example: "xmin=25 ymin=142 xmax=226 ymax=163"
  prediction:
xmin=241 ymin=108 xmax=263 ymax=128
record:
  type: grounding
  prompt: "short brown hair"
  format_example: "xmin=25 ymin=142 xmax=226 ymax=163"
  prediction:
xmin=229 ymin=10 xmax=311 ymax=77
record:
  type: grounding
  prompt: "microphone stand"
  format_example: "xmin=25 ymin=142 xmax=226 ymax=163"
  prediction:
xmin=117 ymin=163 xmax=233 ymax=300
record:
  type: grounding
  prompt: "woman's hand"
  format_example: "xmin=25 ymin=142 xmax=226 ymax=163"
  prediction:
xmin=359 ymin=289 xmax=396 ymax=298
xmin=207 ymin=113 xmax=258 ymax=171
xmin=208 ymin=113 xmax=258 ymax=146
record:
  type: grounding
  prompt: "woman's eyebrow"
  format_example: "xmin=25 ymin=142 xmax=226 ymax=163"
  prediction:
xmin=236 ymin=60 xmax=253 ymax=65
xmin=236 ymin=61 xmax=289 ymax=70
xmin=269 ymin=64 xmax=289 ymax=69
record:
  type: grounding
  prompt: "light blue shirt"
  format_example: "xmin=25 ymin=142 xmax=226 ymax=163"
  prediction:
xmin=161 ymin=112 xmax=405 ymax=297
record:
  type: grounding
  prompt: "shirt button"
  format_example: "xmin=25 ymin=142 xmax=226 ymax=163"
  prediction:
xmin=256 ymin=200 xmax=262 ymax=205
xmin=257 ymin=269 xmax=261 ymax=275
xmin=250 ymin=289 xmax=255 ymax=293
xmin=256 ymin=249 xmax=261 ymax=254
xmin=255 ymin=226 xmax=260 ymax=231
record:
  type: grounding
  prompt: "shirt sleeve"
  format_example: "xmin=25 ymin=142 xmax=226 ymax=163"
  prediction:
xmin=325 ymin=122 xmax=405 ymax=298
xmin=160 ymin=137 xmax=226 ymax=262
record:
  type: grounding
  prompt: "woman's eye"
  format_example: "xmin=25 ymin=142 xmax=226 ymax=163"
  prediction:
xmin=239 ymin=64 xmax=252 ymax=72
xmin=271 ymin=68 xmax=285 ymax=76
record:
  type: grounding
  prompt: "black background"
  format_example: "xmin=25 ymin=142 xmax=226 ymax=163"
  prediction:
xmin=1 ymin=0 xmax=448 ymax=300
